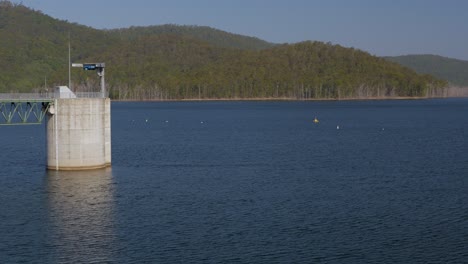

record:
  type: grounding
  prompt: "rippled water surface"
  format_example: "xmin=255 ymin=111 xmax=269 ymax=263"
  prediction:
xmin=1 ymin=99 xmax=467 ymax=263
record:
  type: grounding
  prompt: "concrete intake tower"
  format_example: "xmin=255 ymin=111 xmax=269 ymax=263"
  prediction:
xmin=0 ymin=62 xmax=111 ymax=171
xmin=47 ymin=62 xmax=111 ymax=170
xmin=46 ymin=90 xmax=111 ymax=170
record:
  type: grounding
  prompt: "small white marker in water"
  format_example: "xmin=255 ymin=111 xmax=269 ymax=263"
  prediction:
xmin=145 ymin=119 xmax=148 ymax=123
xmin=337 ymin=125 xmax=340 ymax=130
xmin=201 ymin=121 xmax=204 ymax=124
xmin=165 ymin=120 xmax=169 ymax=123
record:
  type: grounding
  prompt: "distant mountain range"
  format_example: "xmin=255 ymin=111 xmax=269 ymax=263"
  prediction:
xmin=384 ymin=55 xmax=468 ymax=87
xmin=0 ymin=1 xmax=452 ymax=99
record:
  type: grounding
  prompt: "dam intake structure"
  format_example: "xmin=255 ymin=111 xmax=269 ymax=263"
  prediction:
xmin=47 ymin=90 xmax=111 ymax=170
xmin=0 ymin=63 xmax=111 ymax=171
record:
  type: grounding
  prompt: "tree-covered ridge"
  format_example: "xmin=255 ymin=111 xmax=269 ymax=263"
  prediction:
xmin=0 ymin=1 xmax=448 ymax=99
xmin=98 ymin=38 xmax=446 ymax=100
xmin=107 ymin=24 xmax=274 ymax=51
xmin=0 ymin=1 xmax=118 ymax=91
xmin=385 ymin=55 xmax=468 ymax=87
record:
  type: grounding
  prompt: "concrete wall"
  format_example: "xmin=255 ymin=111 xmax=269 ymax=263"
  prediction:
xmin=104 ymin=98 xmax=111 ymax=166
xmin=46 ymin=98 xmax=111 ymax=170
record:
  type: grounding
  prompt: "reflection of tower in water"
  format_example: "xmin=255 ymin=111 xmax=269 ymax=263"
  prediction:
xmin=46 ymin=168 xmax=116 ymax=263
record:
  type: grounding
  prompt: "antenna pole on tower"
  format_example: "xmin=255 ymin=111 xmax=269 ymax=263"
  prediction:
xmin=68 ymin=33 xmax=71 ymax=91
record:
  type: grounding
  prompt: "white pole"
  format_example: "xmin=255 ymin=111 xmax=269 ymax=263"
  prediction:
xmin=101 ymin=68 xmax=105 ymax=97
xmin=68 ymin=33 xmax=71 ymax=91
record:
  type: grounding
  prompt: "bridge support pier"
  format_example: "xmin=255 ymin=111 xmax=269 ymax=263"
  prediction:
xmin=46 ymin=98 xmax=111 ymax=170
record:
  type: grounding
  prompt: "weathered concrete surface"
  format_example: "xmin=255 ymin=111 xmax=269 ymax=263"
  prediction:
xmin=46 ymin=98 xmax=111 ymax=170
xmin=104 ymin=98 xmax=111 ymax=166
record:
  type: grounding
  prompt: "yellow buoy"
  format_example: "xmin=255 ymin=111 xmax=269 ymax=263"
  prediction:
xmin=313 ymin=117 xmax=319 ymax=123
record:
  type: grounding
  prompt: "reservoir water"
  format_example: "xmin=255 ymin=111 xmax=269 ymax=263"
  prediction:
xmin=1 ymin=99 xmax=467 ymax=263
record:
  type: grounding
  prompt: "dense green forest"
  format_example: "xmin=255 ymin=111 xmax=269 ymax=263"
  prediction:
xmin=385 ymin=55 xmax=468 ymax=87
xmin=103 ymin=37 xmax=446 ymax=100
xmin=0 ymin=1 xmax=448 ymax=100
xmin=108 ymin=25 xmax=274 ymax=51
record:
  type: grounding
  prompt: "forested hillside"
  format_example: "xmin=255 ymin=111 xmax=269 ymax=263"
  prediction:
xmin=385 ymin=55 xmax=468 ymax=87
xmin=101 ymin=37 xmax=446 ymax=100
xmin=0 ymin=1 xmax=448 ymax=99
xmin=0 ymin=1 xmax=117 ymax=91
xmin=108 ymin=24 xmax=274 ymax=51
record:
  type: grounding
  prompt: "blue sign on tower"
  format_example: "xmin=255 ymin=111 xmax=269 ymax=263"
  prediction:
xmin=83 ymin=64 xmax=97 ymax=70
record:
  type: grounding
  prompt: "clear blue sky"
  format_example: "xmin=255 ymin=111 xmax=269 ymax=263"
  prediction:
xmin=13 ymin=0 xmax=468 ymax=60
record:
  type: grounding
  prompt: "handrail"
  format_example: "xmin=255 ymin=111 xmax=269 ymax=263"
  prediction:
xmin=0 ymin=92 xmax=108 ymax=101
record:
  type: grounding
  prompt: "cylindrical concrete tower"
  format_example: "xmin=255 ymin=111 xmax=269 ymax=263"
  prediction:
xmin=46 ymin=98 xmax=111 ymax=170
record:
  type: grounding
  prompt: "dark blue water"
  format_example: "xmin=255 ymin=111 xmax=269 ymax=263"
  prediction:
xmin=1 ymin=99 xmax=467 ymax=263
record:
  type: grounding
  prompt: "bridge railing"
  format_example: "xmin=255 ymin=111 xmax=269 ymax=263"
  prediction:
xmin=0 ymin=93 xmax=53 ymax=100
xmin=0 ymin=92 xmax=108 ymax=101
xmin=74 ymin=92 xmax=108 ymax=98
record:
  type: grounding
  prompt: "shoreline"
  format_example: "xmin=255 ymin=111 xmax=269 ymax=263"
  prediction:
xmin=110 ymin=96 xmax=463 ymax=102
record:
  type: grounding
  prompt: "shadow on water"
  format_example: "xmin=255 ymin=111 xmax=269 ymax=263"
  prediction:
xmin=45 ymin=168 xmax=117 ymax=263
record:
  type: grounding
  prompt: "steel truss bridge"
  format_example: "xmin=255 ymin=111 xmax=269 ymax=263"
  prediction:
xmin=0 ymin=92 xmax=103 ymax=125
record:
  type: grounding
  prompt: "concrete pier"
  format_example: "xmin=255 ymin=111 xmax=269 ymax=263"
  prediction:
xmin=46 ymin=98 xmax=111 ymax=170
